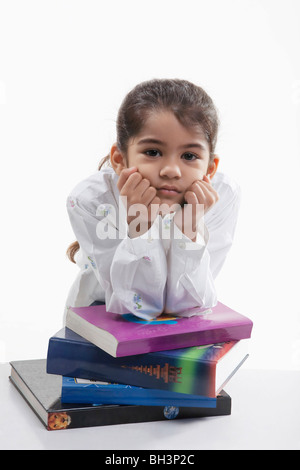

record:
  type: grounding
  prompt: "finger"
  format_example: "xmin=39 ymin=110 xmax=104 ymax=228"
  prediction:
xmin=194 ymin=180 xmax=219 ymax=203
xmin=191 ymin=182 xmax=206 ymax=204
xmin=152 ymin=196 xmax=161 ymax=206
xmin=141 ymin=185 xmax=157 ymax=206
xmin=149 ymin=196 xmax=161 ymax=220
xmin=125 ymin=177 xmax=152 ymax=203
xmin=202 ymin=175 xmax=211 ymax=184
xmin=182 ymin=191 xmax=201 ymax=233
xmin=184 ymin=190 xmax=198 ymax=205
xmin=119 ymin=171 xmax=143 ymax=195
xmin=117 ymin=167 xmax=138 ymax=191
xmin=198 ymin=178 xmax=219 ymax=196
xmin=135 ymin=178 xmax=151 ymax=198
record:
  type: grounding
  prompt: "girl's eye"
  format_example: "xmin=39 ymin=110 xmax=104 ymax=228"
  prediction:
xmin=182 ymin=152 xmax=198 ymax=161
xmin=144 ymin=149 xmax=161 ymax=158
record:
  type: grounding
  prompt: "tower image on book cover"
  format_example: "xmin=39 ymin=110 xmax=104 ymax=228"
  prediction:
xmin=121 ymin=363 xmax=182 ymax=384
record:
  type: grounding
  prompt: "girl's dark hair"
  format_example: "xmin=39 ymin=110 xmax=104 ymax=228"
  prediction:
xmin=67 ymin=78 xmax=219 ymax=262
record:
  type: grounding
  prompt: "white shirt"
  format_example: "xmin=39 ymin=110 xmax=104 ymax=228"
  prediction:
xmin=65 ymin=167 xmax=241 ymax=320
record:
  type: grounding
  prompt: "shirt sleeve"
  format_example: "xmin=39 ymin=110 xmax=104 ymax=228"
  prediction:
xmin=164 ymin=183 xmax=241 ymax=314
xmin=67 ymin=196 xmax=167 ymax=320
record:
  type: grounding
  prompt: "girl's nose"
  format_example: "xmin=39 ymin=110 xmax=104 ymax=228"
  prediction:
xmin=159 ymin=162 xmax=181 ymax=179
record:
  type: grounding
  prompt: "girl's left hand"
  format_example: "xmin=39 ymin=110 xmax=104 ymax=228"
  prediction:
xmin=174 ymin=175 xmax=219 ymax=242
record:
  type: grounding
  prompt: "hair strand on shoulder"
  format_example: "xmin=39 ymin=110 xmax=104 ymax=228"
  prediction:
xmin=66 ymin=241 xmax=80 ymax=264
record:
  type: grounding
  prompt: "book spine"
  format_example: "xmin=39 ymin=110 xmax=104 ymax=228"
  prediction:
xmin=47 ymin=392 xmax=231 ymax=430
xmin=116 ymin=324 xmax=253 ymax=357
xmin=61 ymin=380 xmax=217 ymax=408
xmin=47 ymin=334 xmax=214 ymax=397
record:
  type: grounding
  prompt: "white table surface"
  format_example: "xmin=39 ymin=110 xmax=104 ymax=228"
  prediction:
xmin=1 ymin=362 xmax=300 ymax=450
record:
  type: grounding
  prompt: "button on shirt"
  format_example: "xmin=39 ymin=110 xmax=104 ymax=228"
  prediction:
xmin=65 ymin=167 xmax=241 ymax=320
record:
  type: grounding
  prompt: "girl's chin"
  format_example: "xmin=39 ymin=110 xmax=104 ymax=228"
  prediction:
xmin=158 ymin=197 xmax=184 ymax=208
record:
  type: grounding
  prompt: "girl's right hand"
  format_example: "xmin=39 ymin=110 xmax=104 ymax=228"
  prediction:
xmin=117 ymin=167 xmax=161 ymax=237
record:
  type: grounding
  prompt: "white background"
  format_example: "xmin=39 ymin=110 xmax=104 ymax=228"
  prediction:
xmin=0 ymin=0 xmax=299 ymax=370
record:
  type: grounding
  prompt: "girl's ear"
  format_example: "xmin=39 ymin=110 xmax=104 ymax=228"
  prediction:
xmin=110 ymin=143 xmax=127 ymax=175
xmin=206 ymin=155 xmax=220 ymax=180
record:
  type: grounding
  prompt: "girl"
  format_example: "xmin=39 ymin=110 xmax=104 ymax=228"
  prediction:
xmin=65 ymin=79 xmax=240 ymax=320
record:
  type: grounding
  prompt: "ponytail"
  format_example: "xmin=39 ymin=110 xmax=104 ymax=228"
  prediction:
xmin=66 ymin=240 xmax=80 ymax=264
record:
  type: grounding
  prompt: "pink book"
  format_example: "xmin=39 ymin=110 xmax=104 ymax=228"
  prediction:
xmin=66 ymin=302 xmax=253 ymax=357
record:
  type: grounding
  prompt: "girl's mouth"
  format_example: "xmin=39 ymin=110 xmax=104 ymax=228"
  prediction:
xmin=157 ymin=186 xmax=181 ymax=196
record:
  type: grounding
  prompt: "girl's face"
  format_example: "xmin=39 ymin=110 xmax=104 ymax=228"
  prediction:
xmin=114 ymin=110 xmax=219 ymax=206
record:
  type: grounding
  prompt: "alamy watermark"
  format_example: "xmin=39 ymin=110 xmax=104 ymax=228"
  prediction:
xmin=95 ymin=196 xmax=205 ymax=241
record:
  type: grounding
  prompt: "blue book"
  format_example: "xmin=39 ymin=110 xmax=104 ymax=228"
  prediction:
xmin=47 ymin=328 xmax=248 ymax=397
xmin=61 ymin=377 xmax=217 ymax=408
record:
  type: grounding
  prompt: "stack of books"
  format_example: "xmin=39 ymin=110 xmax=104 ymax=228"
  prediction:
xmin=9 ymin=301 xmax=253 ymax=431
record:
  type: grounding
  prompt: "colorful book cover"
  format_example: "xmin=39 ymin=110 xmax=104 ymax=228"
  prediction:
xmin=47 ymin=328 xmax=249 ymax=397
xmin=61 ymin=377 xmax=217 ymax=408
xmin=66 ymin=301 xmax=253 ymax=357
xmin=10 ymin=359 xmax=231 ymax=431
